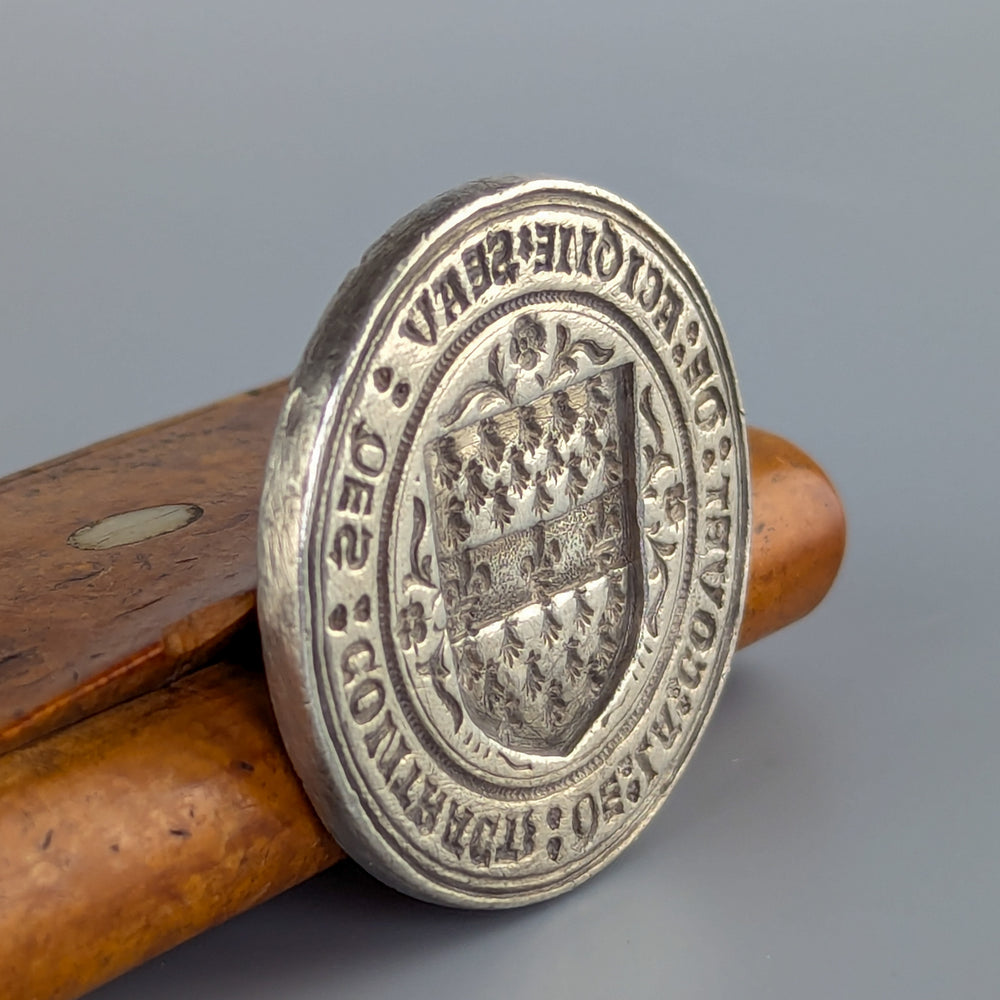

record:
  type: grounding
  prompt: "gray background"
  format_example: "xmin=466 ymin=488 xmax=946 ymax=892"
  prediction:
xmin=2 ymin=1 xmax=997 ymax=997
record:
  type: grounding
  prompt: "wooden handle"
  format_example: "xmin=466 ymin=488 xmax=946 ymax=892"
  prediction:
xmin=0 ymin=660 xmax=342 ymax=1000
xmin=0 ymin=387 xmax=844 ymax=1000
xmin=740 ymin=427 xmax=846 ymax=646
xmin=0 ymin=383 xmax=285 ymax=755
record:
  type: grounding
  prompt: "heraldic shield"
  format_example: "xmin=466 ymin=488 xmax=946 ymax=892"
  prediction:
xmin=426 ymin=359 xmax=640 ymax=756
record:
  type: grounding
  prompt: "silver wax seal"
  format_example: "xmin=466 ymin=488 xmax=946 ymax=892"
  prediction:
xmin=259 ymin=178 xmax=750 ymax=907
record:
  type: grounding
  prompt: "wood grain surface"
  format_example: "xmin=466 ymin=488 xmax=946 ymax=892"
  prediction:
xmin=0 ymin=659 xmax=342 ymax=1000
xmin=0 ymin=382 xmax=285 ymax=754
xmin=740 ymin=428 xmax=846 ymax=647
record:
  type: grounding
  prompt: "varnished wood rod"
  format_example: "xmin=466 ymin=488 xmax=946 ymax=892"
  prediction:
xmin=0 ymin=660 xmax=343 ymax=1000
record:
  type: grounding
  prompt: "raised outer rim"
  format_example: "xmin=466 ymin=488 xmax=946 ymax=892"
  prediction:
xmin=258 ymin=177 xmax=750 ymax=907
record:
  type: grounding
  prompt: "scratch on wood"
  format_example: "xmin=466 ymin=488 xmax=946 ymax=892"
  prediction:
xmin=53 ymin=567 xmax=108 ymax=588
xmin=114 ymin=595 xmax=166 ymax=619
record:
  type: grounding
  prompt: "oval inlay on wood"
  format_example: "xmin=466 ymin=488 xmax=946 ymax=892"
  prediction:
xmin=68 ymin=504 xmax=204 ymax=550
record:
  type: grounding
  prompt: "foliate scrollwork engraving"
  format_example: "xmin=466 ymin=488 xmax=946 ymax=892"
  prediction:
xmin=438 ymin=342 xmax=515 ymax=428
xmin=638 ymin=383 xmax=681 ymax=638
xmin=546 ymin=321 xmax=614 ymax=386
xmin=414 ymin=639 xmax=464 ymax=734
xmin=638 ymin=384 xmax=675 ymax=493
xmin=404 ymin=497 xmax=435 ymax=590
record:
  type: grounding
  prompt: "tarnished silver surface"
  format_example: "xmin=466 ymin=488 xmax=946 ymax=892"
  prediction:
xmin=258 ymin=178 xmax=750 ymax=907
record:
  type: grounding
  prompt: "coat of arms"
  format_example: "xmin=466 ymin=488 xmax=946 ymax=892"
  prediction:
xmin=424 ymin=345 xmax=639 ymax=755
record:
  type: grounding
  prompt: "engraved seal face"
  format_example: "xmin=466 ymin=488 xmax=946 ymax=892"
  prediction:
xmin=259 ymin=178 xmax=750 ymax=907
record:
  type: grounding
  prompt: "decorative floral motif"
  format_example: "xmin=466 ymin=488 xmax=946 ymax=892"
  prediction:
xmin=605 ymin=572 xmax=627 ymax=621
xmin=544 ymin=438 xmax=565 ymax=481
xmin=459 ymin=644 xmax=486 ymax=692
xmin=547 ymin=322 xmax=615 ymax=385
xmin=490 ymin=483 xmax=515 ymax=531
xmin=664 ymin=482 xmax=686 ymax=526
xmin=478 ymin=417 xmax=506 ymax=472
xmin=517 ymin=405 xmax=544 ymax=452
xmin=439 ymin=343 xmax=513 ymax=428
xmin=565 ymin=453 xmax=588 ymax=501
xmin=509 ymin=315 xmax=547 ymax=370
xmin=525 ymin=650 xmax=545 ymax=698
xmin=543 ymin=680 xmax=568 ymax=727
xmin=638 ymin=384 xmax=675 ymax=497
xmin=540 ymin=604 xmax=563 ymax=646
xmin=603 ymin=438 xmax=623 ymax=486
xmin=404 ymin=496 xmax=435 ymax=589
xmin=580 ymin=417 xmax=603 ymax=469
xmin=415 ymin=639 xmax=463 ymax=733
xmin=574 ymin=589 xmax=595 ymax=629
xmin=431 ymin=435 xmax=463 ymax=490
xmin=442 ymin=496 xmax=472 ymax=548
xmin=500 ymin=620 xmax=525 ymax=667
xmin=565 ymin=636 xmax=585 ymax=680
xmin=550 ymin=390 xmax=579 ymax=441
xmin=531 ymin=470 xmax=555 ymax=518
xmin=463 ymin=458 xmax=490 ymax=514
xmin=508 ymin=446 xmax=532 ymax=496
xmin=636 ymin=380 xmax=682 ymax=638
xmin=398 ymin=600 xmax=428 ymax=650
xmin=586 ymin=379 xmax=612 ymax=418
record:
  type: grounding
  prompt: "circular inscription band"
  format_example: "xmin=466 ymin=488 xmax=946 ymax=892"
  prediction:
xmin=259 ymin=178 xmax=749 ymax=907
